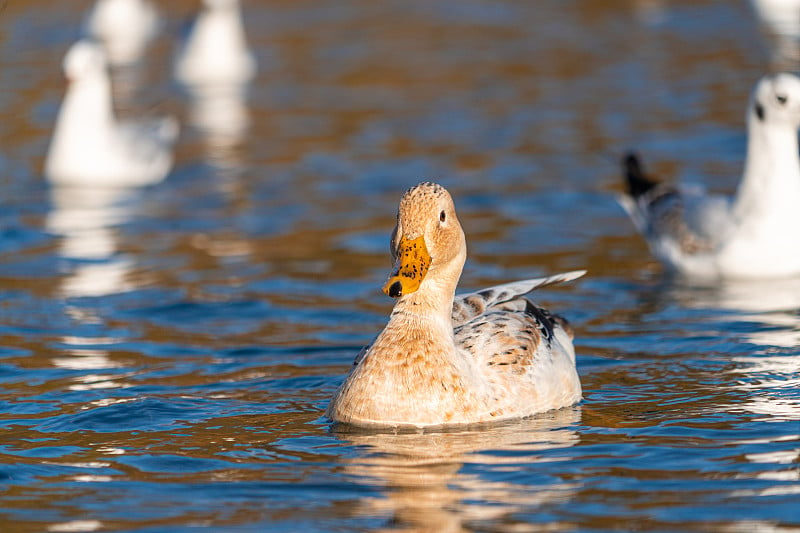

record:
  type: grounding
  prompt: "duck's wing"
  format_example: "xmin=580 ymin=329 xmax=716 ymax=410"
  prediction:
xmin=453 ymin=296 xmax=574 ymax=370
xmin=452 ymin=282 xmax=583 ymax=413
xmin=451 ymin=270 xmax=585 ymax=326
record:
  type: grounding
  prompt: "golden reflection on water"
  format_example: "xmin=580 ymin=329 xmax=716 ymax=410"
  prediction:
xmin=335 ymin=408 xmax=581 ymax=532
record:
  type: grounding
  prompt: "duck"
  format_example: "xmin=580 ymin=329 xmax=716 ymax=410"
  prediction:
xmin=620 ymin=73 xmax=800 ymax=280
xmin=45 ymin=40 xmax=178 ymax=187
xmin=174 ymin=0 xmax=256 ymax=87
xmin=327 ymin=182 xmax=584 ymax=428
xmin=84 ymin=0 xmax=160 ymax=65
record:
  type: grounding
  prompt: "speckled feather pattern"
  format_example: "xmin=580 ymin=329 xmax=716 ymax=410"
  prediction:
xmin=327 ymin=183 xmax=584 ymax=428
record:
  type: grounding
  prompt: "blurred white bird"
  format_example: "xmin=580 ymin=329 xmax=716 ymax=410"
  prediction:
xmin=45 ymin=40 xmax=178 ymax=187
xmin=174 ymin=0 xmax=256 ymax=86
xmin=750 ymin=0 xmax=800 ymax=69
xmin=620 ymin=73 xmax=800 ymax=280
xmin=751 ymin=0 xmax=800 ymax=38
xmin=84 ymin=0 xmax=160 ymax=65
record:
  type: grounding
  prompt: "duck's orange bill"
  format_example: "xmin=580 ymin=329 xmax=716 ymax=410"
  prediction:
xmin=382 ymin=235 xmax=430 ymax=298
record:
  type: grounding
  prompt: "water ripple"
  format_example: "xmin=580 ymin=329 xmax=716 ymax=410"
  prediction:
xmin=0 ymin=0 xmax=798 ymax=531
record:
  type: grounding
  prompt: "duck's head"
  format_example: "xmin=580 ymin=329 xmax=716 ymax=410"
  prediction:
xmin=749 ymin=73 xmax=800 ymax=128
xmin=63 ymin=40 xmax=107 ymax=82
xmin=383 ymin=182 xmax=466 ymax=298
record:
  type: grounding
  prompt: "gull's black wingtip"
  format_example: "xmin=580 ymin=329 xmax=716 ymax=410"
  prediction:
xmin=622 ymin=151 xmax=658 ymax=199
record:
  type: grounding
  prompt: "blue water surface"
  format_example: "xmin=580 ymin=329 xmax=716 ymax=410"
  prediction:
xmin=0 ymin=0 xmax=798 ymax=531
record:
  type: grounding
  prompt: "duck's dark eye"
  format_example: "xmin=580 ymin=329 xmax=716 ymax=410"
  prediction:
xmin=778 ymin=94 xmax=788 ymax=105
xmin=439 ymin=210 xmax=446 ymax=222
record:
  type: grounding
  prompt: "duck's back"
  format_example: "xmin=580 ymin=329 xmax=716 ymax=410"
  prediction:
xmin=450 ymin=274 xmax=583 ymax=419
xmin=453 ymin=291 xmax=581 ymax=420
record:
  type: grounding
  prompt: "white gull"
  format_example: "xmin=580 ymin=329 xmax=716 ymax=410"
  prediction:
xmin=620 ymin=73 xmax=800 ymax=280
xmin=84 ymin=0 xmax=160 ymax=65
xmin=45 ymin=40 xmax=178 ymax=187
xmin=174 ymin=0 xmax=256 ymax=87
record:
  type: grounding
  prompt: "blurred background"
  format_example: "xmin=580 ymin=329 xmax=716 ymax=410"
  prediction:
xmin=0 ymin=0 xmax=798 ymax=531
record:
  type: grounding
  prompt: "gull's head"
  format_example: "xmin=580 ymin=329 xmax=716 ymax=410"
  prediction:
xmin=749 ymin=73 xmax=800 ymax=128
xmin=383 ymin=182 xmax=466 ymax=298
xmin=63 ymin=40 xmax=107 ymax=82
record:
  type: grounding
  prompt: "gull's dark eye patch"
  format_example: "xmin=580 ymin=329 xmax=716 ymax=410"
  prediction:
xmin=777 ymin=94 xmax=788 ymax=105
xmin=440 ymin=210 xmax=446 ymax=222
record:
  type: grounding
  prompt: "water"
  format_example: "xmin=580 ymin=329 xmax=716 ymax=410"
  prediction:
xmin=1 ymin=0 xmax=799 ymax=531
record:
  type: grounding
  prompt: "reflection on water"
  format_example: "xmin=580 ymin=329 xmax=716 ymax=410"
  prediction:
xmin=47 ymin=519 xmax=104 ymax=533
xmin=185 ymin=83 xmax=250 ymax=178
xmin=732 ymin=435 xmax=800 ymax=502
xmin=47 ymin=187 xmax=135 ymax=259
xmin=736 ymin=311 xmax=800 ymax=348
xmin=690 ymin=277 xmax=800 ymax=314
xmin=664 ymin=277 xmax=800 ymax=423
xmin=731 ymin=349 xmax=800 ymax=421
xmin=668 ymin=276 xmax=800 ymax=345
xmin=46 ymin=186 xmax=139 ymax=298
xmin=51 ymin=335 xmax=134 ymax=392
xmin=745 ymin=446 xmax=800 ymax=484
xmin=337 ymin=409 xmax=580 ymax=532
xmin=2 ymin=0 xmax=800 ymax=531
xmin=59 ymin=259 xmax=134 ymax=299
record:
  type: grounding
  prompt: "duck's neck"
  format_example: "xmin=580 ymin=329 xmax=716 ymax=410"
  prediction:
xmin=734 ymin=114 xmax=800 ymax=220
xmin=384 ymin=261 xmax=463 ymax=345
